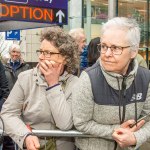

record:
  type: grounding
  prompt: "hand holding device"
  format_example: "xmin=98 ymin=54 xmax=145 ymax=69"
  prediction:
xmin=129 ymin=112 xmax=150 ymax=128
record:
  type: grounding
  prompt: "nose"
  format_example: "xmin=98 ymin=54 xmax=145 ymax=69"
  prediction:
xmin=105 ymin=47 xmax=113 ymax=57
xmin=38 ymin=53 xmax=45 ymax=60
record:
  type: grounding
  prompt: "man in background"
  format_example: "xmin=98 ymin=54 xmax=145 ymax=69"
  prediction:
xmin=69 ymin=28 xmax=87 ymax=74
xmin=69 ymin=28 xmax=86 ymax=54
xmin=4 ymin=43 xmax=30 ymax=91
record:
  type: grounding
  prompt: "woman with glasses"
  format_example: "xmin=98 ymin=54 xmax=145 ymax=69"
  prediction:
xmin=72 ymin=17 xmax=150 ymax=150
xmin=1 ymin=27 xmax=79 ymax=150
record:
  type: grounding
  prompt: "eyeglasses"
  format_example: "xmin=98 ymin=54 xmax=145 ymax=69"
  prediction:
xmin=11 ymin=50 xmax=20 ymax=54
xmin=97 ymin=43 xmax=131 ymax=55
xmin=36 ymin=50 xmax=60 ymax=57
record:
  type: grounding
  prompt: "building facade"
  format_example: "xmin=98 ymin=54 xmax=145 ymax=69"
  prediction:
xmin=1 ymin=0 xmax=149 ymax=68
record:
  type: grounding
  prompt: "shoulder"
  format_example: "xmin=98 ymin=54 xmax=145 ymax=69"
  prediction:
xmin=136 ymin=54 xmax=147 ymax=68
xmin=18 ymin=69 xmax=33 ymax=79
xmin=66 ymin=74 xmax=79 ymax=83
xmin=85 ymin=62 xmax=100 ymax=73
xmin=138 ymin=66 xmax=150 ymax=75
xmin=62 ymin=73 xmax=79 ymax=89
xmin=77 ymin=71 xmax=92 ymax=89
xmin=137 ymin=66 xmax=150 ymax=81
xmin=21 ymin=62 xmax=31 ymax=68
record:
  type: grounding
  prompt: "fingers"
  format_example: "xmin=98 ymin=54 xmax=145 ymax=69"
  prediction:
xmin=33 ymin=136 xmax=40 ymax=149
xmin=112 ymin=129 xmax=125 ymax=147
xmin=121 ymin=119 xmax=135 ymax=128
xmin=113 ymin=128 xmax=137 ymax=148
xmin=25 ymin=135 xmax=40 ymax=150
xmin=49 ymin=60 xmax=59 ymax=68
xmin=130 ymin=120 xmax=145 ymax=132
xmin=39 ymin=61 xmax=52 ymax=71
xmin=39 ymin=60 xmax=61 ymax=71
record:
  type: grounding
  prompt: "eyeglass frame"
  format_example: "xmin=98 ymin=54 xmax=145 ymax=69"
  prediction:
xmin=97 ymin=43 xmax=132 ymax=55
xmin=36 ymin=50 xmax=60 ymax=57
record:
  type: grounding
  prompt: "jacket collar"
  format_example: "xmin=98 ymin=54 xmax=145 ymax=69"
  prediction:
xmin=99 ymin=59 xmax=138 ymax=90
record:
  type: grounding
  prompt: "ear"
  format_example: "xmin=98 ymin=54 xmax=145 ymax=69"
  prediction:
xmin=130 ymin=50 xmax=138 ymax=59
xmin=62 ymin=59 xmax=67 ymax=65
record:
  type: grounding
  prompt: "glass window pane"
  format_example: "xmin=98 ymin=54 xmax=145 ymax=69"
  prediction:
xmin=83 ymin=0 xmax=108 ymax=38
xmin=118 ymin=0 xmax=149 ymax=67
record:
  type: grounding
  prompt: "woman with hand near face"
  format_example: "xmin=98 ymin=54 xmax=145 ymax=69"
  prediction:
xmin=1 ymin=27 xmax=79 ymax=150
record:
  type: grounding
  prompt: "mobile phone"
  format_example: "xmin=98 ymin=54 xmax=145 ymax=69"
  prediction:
xmin=129 ymin=112 xmax=150 ymax=128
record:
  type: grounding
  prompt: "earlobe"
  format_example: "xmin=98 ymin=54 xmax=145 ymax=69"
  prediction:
xmin=62 ymin=57 xmax=67 ymax=65
xmin=131 ymin=51 xmax=137 ymax=59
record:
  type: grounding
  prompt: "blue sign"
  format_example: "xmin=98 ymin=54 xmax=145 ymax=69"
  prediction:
xmin=1 ymin=0 xmax=67 ymax=9
xmin=3 ymin=0 xmax=28 ymax=4
xmin=5 ymin=30 xmax=20 ymax=40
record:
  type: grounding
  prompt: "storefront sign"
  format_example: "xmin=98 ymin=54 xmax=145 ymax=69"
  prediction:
xmin=1 ymin=0 xmax=67 ymax=9
xmin=0 ymin=3 xmax=67 ymax=24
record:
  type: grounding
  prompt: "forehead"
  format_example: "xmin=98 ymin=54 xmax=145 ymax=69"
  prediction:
xmin=101 ymin=28 xmax=128 ymax=45
xmin=40 ymin=39 xmax=58 ymax=51
xmin=10 ymin=48 xmax=20 ymax=52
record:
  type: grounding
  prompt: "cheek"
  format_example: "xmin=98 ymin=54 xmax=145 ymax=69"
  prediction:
xmin=51 ymin=56 xmax=66 ymax=64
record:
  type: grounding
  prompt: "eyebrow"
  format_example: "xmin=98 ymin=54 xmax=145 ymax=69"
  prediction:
xmin=101 ymin=43 xmax=121 ymax=47
xmin=39 ymin=49 xmax=52 ymax=51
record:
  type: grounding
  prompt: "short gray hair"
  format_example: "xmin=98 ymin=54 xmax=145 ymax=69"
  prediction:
xmin=9 ymin=44 xmax=21 ymax=53
xmin=69 ymin=28 xmax=85 ymax=42
xmin=101 ymin=17 xmax=141 ymax=51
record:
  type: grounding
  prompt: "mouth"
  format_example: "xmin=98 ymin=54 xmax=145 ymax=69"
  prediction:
xmin=103 ymin=61 xmax=116 ymax=65
xmin=104 ymin=61 xmax=114 ymax=63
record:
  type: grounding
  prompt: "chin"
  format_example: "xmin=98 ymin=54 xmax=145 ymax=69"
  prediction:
xmin=104 ymin=67 xmax=115 ymax=72
xmin=102 ymin=63 xmax=115 ymax=72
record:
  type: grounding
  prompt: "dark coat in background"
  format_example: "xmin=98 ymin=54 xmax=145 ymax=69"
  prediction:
xmin=0 ymin=60 xmax=9 ymax=110
xmin=4 ymin=59 xmax=31 ymax=91
xmin=87 ymin=37 xmax=100 ymax=67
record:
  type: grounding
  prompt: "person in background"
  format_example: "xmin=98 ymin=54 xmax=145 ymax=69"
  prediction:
xmin=136 ymin=53 xmax=148 ymax=68
xmin=0 ymin=60 xmax=9 ymax=150
xmin=87 ymin=37 xmax=100 ymax=67
xmin=0 ymin=60 xmax=9 ymax=110
xmin=72 ymin=17 xmax=150 ymax=150
xmin=69 ymin=28 xmax=86 ymax=54
xmin=80 ymin=46 xmax=88 ymax=71
xmin=69 ymin=28 xmax=87 ymax=75
xmin=4 ymin=44 xmax=30 ymax=91
xmin=1 ymin=27 xmax=79 ymax=150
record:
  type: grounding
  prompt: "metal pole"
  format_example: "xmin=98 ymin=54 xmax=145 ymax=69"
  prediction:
xmin=0 ymin=129 xmax=96 ymax=138
xmin=86 ymin=0 xmax=91 ymax=44
xmin=32 ymin=130 xmax=95 ymax=138
xmin=146 ymin=0 xmax=149 ymax=67
xmin=81 ymin=0 xmax=84 ymax=28
xmin=116 ymin=0 xmax=118 ymax=16
xmin=108 ymin=0 xmax=117 ymax=19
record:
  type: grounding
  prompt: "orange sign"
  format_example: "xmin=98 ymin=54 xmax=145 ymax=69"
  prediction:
xmin=0 ymin=3 xmax=66 ymax=24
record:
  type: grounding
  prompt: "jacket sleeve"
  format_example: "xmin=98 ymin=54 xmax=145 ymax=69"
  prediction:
xmin=72 ymin=71 xmax=120 ymax=140
xmin=0 ymin=60 xmax=9 ymax=110
xmin=46 ymin=75 xmax=79 ymax=130
xmin=1 ymin=78 xmax=31 ymax=149
xmin=133 ymin=83 xmax=150 ymax=149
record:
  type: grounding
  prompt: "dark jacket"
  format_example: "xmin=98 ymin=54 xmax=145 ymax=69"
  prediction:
xmin=4 ymin=59 xmax=31 ymax=91
xmin=0 ymin=60 xmax=9 ymax=110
